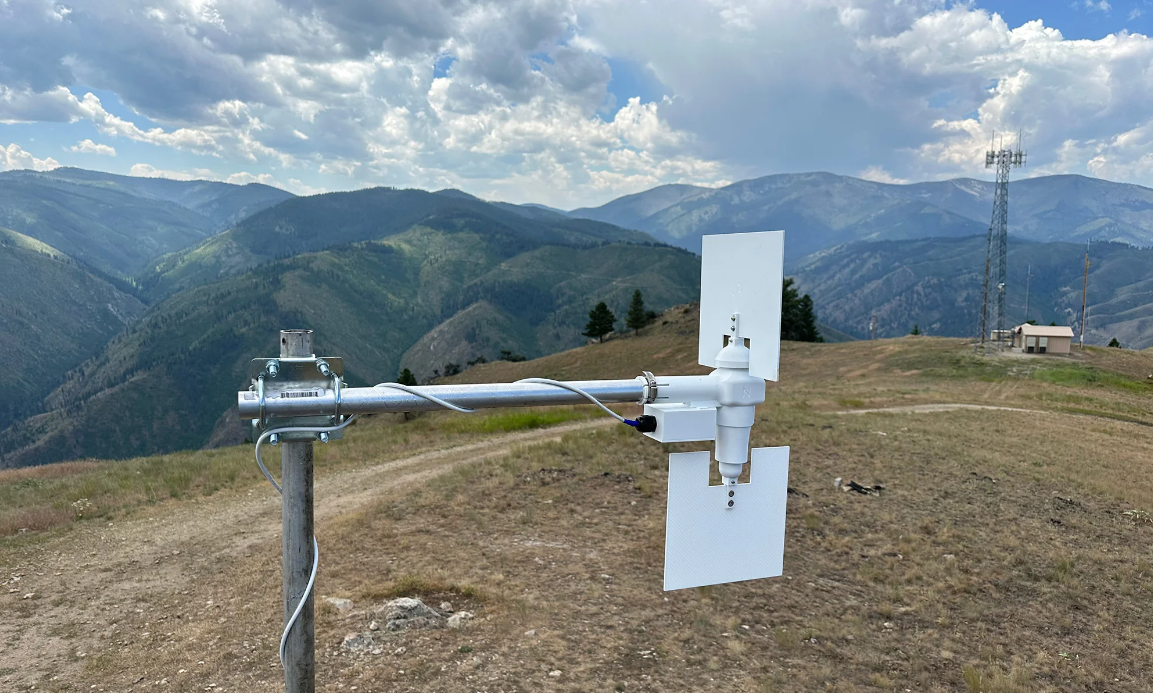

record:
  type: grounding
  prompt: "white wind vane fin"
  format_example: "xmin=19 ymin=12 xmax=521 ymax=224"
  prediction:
xmin=698 ymin=230 xmax=785 ymax=381
xmin=663 ymin=229 xmax=791 ymax=591
xmin=664 ymin=447 xmax=790 ymax=590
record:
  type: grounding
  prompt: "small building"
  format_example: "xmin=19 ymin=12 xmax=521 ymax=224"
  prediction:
xmin=1011 ymin=323 xmax=1075 ymax=354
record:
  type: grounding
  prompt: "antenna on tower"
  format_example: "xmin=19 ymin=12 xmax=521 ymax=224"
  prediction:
xmin=976 ymin=129 xmax=1026 ymax=354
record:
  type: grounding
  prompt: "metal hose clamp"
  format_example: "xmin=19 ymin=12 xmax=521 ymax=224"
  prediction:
xmin=257 ymin=374 xmax=267 ymax=427
xmin=639 ymin=371 xmax=657 ymax=404
xmin=331 ymin=373 xmax=342 ymax=421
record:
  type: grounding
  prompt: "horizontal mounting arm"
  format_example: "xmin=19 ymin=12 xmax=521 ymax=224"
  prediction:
xmin=239 ymin=379 xmax=647 ymax=420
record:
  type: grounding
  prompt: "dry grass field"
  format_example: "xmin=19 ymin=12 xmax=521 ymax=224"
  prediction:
xmin=3 ymin=305 xmax=1153 ymax=692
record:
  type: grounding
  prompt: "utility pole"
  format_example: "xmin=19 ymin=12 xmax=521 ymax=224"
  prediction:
xmin=869 ymin=313 xmax=876 ymax=341
xmin=280 ymin=329 xmax=315 ymax=693
xmin=977 ymin=131 xmax=1025 ymax=354
xmin=1080 ymin=243 xmax=1090 ymax=350
xmin=1023 ymin=264 xmax=1032 ymax=324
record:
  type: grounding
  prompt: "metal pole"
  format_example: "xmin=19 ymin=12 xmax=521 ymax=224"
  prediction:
xmin=1023 ymin=264 xmax=1032 ymax=324
xmin=280 ymin=329 xmax=315 ymax=693
xmin=1080 ymin=244 xmax=1089 ymax=350
xmin=239 ymin=378 xmax=646 ymax=420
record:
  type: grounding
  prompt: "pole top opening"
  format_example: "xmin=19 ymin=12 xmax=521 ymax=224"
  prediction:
xmin=280 ymin=329 xmax=314 ymax=358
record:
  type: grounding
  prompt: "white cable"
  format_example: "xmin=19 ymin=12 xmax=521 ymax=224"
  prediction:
xmin=514 ymin=377 xmax=627 ymax=423
xmin=256 ymin=377 xmax=623 ymax=664
xmin=280 ymin=535 xmax=318 ymax=663
xmin=253 ymin=416 xmax=358 ymax=664
xmin=373 ymin=381 xmax=476 ymax=413
xmin=255 ymin=416 xmax=360 ymax=493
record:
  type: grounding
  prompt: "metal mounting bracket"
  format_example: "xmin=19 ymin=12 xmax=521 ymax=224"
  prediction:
xmin=246 ymin=357 xmax=347 ymax=442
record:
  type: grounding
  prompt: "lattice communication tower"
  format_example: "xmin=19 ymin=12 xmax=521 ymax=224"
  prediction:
xmin=977 ymin=132 xmax=1025 ymax=354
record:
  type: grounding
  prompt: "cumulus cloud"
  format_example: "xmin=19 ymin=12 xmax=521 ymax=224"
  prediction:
xmin=1 ymin=142 xmax=60 ymax=171
xmin=857 ymin=165 xmax=909 ymax=185
xmin=129 ymin=162 xmax=323 ymax=195
xmin=69 ymin=139 xmax=116 ymax=156
xmin=128 ymin=163 xmax=213 ymax=181
xmin=0 ymin=0 xmax=730 ymax=205
xmin=3 ymin=0 xmax=1153 ymax=205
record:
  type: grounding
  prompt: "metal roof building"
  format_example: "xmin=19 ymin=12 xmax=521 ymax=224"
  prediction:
xmin=1011 ymin=323 xmax=1075 ymax=355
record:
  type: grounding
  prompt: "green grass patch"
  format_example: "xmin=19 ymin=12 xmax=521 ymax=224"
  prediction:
xmin=1032 ymin=366 xmax=1149 ymax=393
xmin=887 ymin=350 xmax=1013 ymax=382
xmin=434 ymin=408 xmax=592 ymax=435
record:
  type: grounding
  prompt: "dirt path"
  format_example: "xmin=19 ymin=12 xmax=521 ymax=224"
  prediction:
xmin=0 ymin=419 xmax=612 ymax=690
xmin=834 ymin=403 xmax=1038 ymax=415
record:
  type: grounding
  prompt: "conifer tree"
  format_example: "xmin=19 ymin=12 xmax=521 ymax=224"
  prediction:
xmin=781 ymin=278 xmax=823 ymax=342
xmin=583 ymin=301 xmax=617 ymax=342
xmin=626 ymin=289 xmax=648 ymax=335
xmin=397 ymin=368 xmax=417 ymax=386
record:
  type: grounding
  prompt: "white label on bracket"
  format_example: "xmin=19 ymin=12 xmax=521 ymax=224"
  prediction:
xmin=664 ymin=446 xmax=790 ymax=591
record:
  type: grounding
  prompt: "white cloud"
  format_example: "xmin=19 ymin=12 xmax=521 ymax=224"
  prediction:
xmin=1130 ymin=8 xmax=1143 ymax=20
xmin=128 ymin=163 xmax=210 ymax=181
xmin=3 ymin=1 xmax=1153 ymax=204
xmin=1 ymin=142 xmax=60 ymax=171
xmin=857 ymin=165 xmax=909 ymax=184
xmin=1085 ymin=0 xmax=1111 ymax=12
xmin=68 ymin=139 xmax=116 ymax=156
xmin=128 ymin=162 xmax=323 ymax=195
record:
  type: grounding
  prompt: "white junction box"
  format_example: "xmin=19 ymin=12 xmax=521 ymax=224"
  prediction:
xmin=642 ymin=403 xmax=717 ymax=443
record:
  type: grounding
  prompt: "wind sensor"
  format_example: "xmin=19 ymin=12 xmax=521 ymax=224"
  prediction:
xmin=238 ymin=230 xmax=791 ymax=692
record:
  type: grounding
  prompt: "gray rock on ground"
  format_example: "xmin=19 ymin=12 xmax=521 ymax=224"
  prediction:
xmin=341 ymin=632 xmax=375 ymax=653
xmin=342 ymin=597 xmax=465 ymax=652
xmin=447 ymin=611 xmax=474 ymax=629
xmin=379 ymin=597 xmax=447 ymax=631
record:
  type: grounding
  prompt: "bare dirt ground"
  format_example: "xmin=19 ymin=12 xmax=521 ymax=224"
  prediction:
xmin=835 ymin=404 xmax=1036 ymax=415
xmin=0 ymin=420 xmax=612 ymax=691
xmin=5 ymin=321 xmax=1153 ymax=692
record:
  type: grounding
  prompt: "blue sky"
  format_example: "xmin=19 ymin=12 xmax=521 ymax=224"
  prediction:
xmin=984 ymin=0 xmax=1151 ymax=38
xmin=3 ymin=1 xmax=1153 ymax=207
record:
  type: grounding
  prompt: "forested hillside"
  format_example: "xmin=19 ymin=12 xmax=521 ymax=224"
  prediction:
xmin=0 ymin=168 xmax=293 ymax=276
xmin=0 ymin=228 xmax=144 ymax=431
xmin=791 ymin=236 xmax=1153 ymax=347
xmin=1 ymin=225 xmax=698 ymax=467
xmin=141 ymin=186 xmax=655 ymax=298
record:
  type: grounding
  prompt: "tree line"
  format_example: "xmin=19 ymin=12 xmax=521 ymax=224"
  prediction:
xmin=583 ymin=280 xmax=823 ymax=343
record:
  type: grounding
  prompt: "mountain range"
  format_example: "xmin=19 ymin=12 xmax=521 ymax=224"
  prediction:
xmin=0 ymin=167 xmax=294 ymax=276
xmin=567 ymin=173 xmax=1153 ymax=258
xmin=790 ymin=236 xmax=1153 ymax=349
xmin=7 ymin=165 xmax=1153 ymax=468
xmin=0 ymin=174 xmax=699 ymax=467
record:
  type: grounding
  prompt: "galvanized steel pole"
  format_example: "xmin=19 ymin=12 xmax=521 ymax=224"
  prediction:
xmin=280 ymin=329 xmax=315 ymax=693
